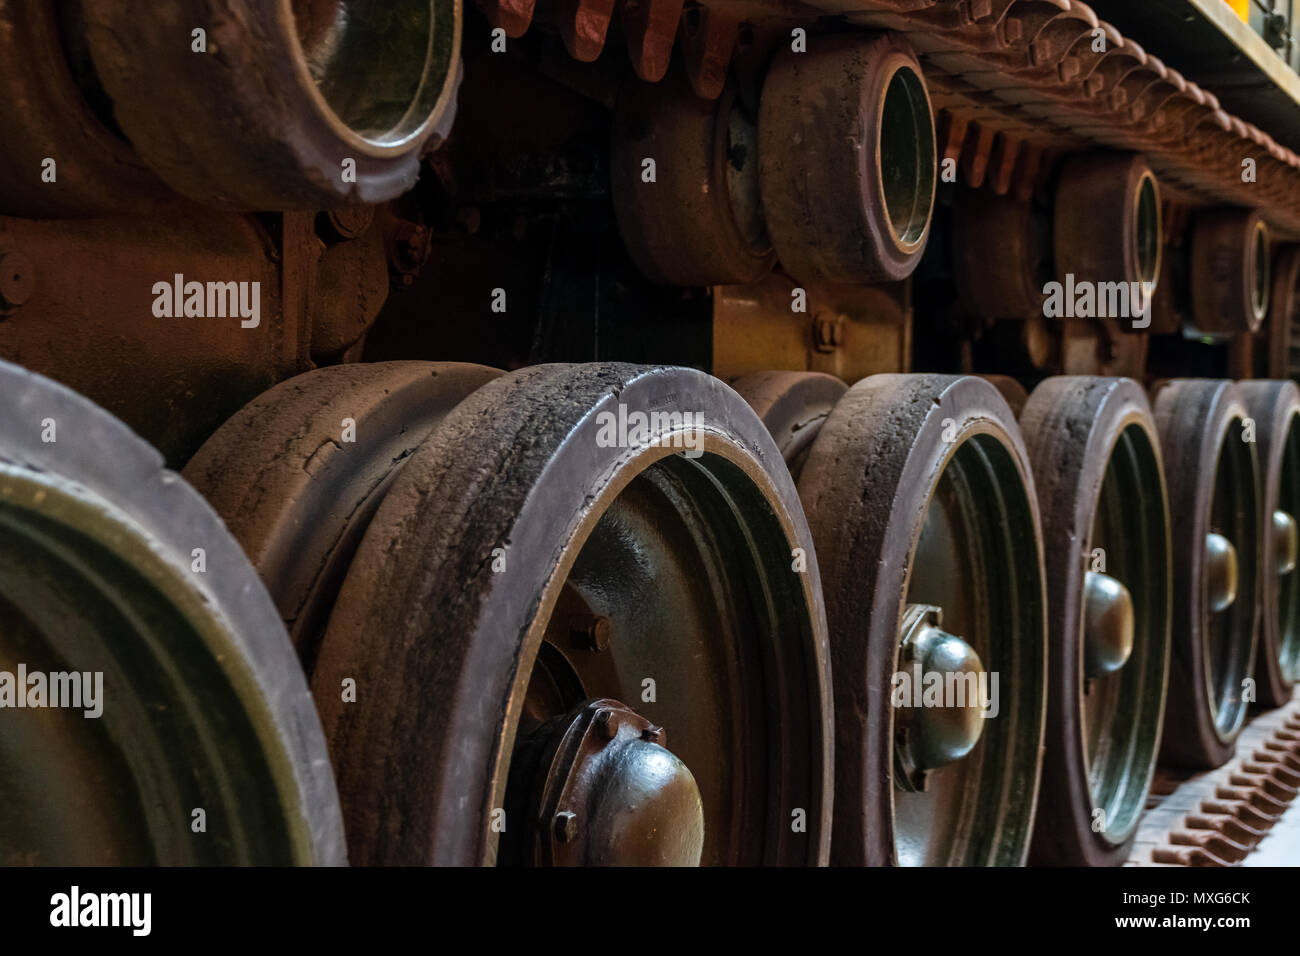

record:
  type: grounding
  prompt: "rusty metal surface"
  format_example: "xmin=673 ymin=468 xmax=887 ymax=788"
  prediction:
xmin=0 ymin=211 xmax=303 ymax=464
xmin=0 ymin=205 xmax=407 ymax=464
xmin=712 ymin=273 xmax=912 ymax=382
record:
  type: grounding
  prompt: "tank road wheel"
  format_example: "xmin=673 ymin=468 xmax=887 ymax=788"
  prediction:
xmin=978 ymin=375 xmax=1030 ymax=418
xmin=730 ymin=371 xmax=847 ymax=478
xmin=0 ymin=360 xmax=344 ymax=864
xmin=1053 ymin=154 xmax=1163 ymax=329
xmin=1020 ymin=378 xmax=1172 ymax=866
xmin=80 ymin=0 xmax=462 ymax=209
xmin=611 ymin=74 xmax=775 ymax=287
xmin=759 ymin=33 xmax=937 ymax=284
xmin=1152 ymin=380 xmax=1262 ymax=769
xmin=1239 ymin=381 xmax=1300 ymax=708
xmin=794 ymin=374 xmax=1047 ymax=866
xmin=953 ymin=192 xmax=1050 ymax=322
xmin=304 ymin=364 xmax=832 ymax=865
xmin=1188 ymin=210 xmax=1271 ymax=338
xmin=183 ymin=361 xmax=502 ymax=668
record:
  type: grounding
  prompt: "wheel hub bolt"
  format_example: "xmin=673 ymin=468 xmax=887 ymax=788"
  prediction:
xmin=1083 ymin=571 xmax=1134 ymax=678
xmin=0 ymin=251 xmax=35 ymax=312
xmin=594 ymin=707 xmax=620 ymax=740
xmin=569 ymin=612 xmax=612 ymax=651
xmin=553 ymin=810 xmax=578 ymax=844
xmin=1206 ymin=532 xmax=1239 ymax=612
xmin=1274 ymin=510 xmax=1297 ymax=577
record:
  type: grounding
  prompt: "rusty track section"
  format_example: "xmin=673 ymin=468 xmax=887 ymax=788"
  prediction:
xmin=477 ymin=0 xmax=1300 ymax=236
xmin=1129 ymin=692 xmax=1300 ymax=866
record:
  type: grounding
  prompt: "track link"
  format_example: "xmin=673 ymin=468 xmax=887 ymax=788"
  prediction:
xmin=1129 ymin=689 xmax=1300 ymax=866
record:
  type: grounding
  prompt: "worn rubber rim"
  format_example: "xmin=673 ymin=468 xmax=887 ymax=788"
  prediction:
xmin=1021 ymin=377 xmax=1172 ymax=865
xmin=798 ymin=374 xmax=1047 ymax=866
xmin=1053 ymin=153 xmax=1162 ymax=326
xmin=759 ymin=32 xmax=936 ymax=284
xmin=730 ymin=370 xmax=847 ymax=480
xmin=309 ymin=363 xmax=834 ymax=865
xmin=81 ymin=0 xmax=461 ymax=208
xmin=1190 ymin=210 xmax=1270 ymax=337
xmin=183 ymin=361 xmax=501 ymax=669
xmin=1152 ymin=379 xmax=1261 ymax=769
xmin=1268 ymin=245 xmax=1300 ymax=379
xmin=0 ymin=358 xmax=344 ymax=864
xmin=953 ymin=190 xmax=1052 ymax=322
xmin=1240 ymin=380 xmax=1300 ymax=706
xmin=612 ymin=74 xmax=775 ymax=286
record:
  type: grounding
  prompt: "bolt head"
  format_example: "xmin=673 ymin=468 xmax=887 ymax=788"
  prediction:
xmin=0 ymin=252 xmax=35 ymax=310
xmin=594 ymin=708 xmax=620 ymax=740
xmin=552 ymin=810 xmax=578 ymax=844
xmin=326 ymin=206 xmax=374 ymax=240
xmin=570 ymin=612 xmax=612 ymax=651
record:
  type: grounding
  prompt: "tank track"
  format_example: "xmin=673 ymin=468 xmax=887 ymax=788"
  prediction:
xmin=476 ymin=0 xmax=1300 ymax=232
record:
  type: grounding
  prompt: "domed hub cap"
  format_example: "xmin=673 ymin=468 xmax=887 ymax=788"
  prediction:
xmin=1083 ymin=571 xmax=1135 ymax=678
xmin=894 ymin=605 xmax=987 ymax=792
xmin=511 ymin=698 xmax=704 ymax=866
xmin=1206 ymin=531 xmax=1239 ymax=612
xmin=1274 ymin=510 xmax=1298 ymax=577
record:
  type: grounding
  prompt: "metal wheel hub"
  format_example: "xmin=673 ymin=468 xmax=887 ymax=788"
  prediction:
xmin=1083 ymin=571 xmax=1136 ymax=678
xmin=1206 ymin=531 xmax=1240 ymax=613
xmin=895 ymin=604 xmax=986 ymax=791
xmin=511 ymin=699 xmax=704 ymax=867
xmin=1274 ymin=510 xmax=1298 ymax=577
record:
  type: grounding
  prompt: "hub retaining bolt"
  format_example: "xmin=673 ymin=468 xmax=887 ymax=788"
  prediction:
xmin=553 ymin=810 xmax=578 ymax=844
xmin=570 ymin=612 xmax=612 ymax=651
xmin=594 ymin=708 xmax=620 ymax=740
xmin=0 ymin=251 xmax=35 ymax=311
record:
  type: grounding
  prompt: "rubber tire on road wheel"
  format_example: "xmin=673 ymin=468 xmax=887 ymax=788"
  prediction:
xmin=730 ymin=370 xmax=846 ymax=478
xmin=1020 ymin=377 xmax=1172 ymax=866
xmin=81 ymin=0 xmax=461 ymax=209
xmin=798 ymin=373 xmax=1048 ymax=866
xmin=309 ymin=363 xmax=834 ymax=866
xmin=184 ymin=361 xmax=501 ymax=667
xmin=1239 ymin=379 xmax=1300 ymax=708
xmin=1152 ymin=379 xmax=1261 ymax=769
xmin=0 ymin=358 xmax=344 ymax=864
